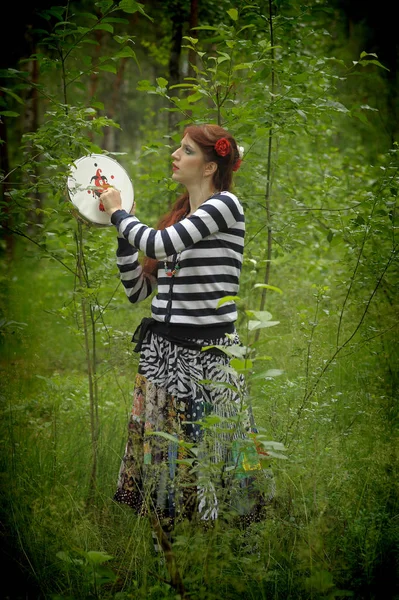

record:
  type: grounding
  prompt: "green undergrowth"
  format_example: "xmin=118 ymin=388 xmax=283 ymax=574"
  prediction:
xmin=1 ymin=0 xmax=398 ymax=597
xmin=1 ymin=238 xmax=398 ymax=600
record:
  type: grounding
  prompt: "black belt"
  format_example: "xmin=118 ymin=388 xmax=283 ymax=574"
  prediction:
xmin=131 ymin=317 xmax=235 ymax=354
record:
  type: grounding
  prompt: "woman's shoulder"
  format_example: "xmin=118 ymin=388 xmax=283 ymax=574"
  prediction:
xmin=216 ymin=190 xmax=238 ymax=201
xmin=212 ymin=191 xmax=243 ymax=212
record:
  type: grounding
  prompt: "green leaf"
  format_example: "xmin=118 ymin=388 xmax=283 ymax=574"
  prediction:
xmin=0 ymin=87 xmax=24 ymax=104
xmin=217 ymin=56 xmax=230 ymax=65
xmin=198 ymin=378 xmax=238 ymax=391
xmin=137 ymin=80 xmax=155 ymax=92
xmin=102 ymin=17 xmax=130 ymax=24
xmin=0 ymin=111 xmax=20 ymax=117
xmin=191 ymin=25 xmax=219 ymax=31
xmin=118 ymin=0 xmax=153 ymax=20
xmin=352 ymin=110 xmax=369 ymax=125
xmin=156 ymin=77 xmax=168 ymax=89
xmin=77 ymin=12 xmax=98 ymax=20
xmin=202 ymin=415 xmax=223 ymax=425
xmin=56 ymin=551 xmax=83 ymax=565
xmin=53 ymin=21 xmax=76 ymax=29
xmin=227 ymin=8 xmax=238 ymax=21
xmin=113 ymin=34 xmax=131 ymax=44
xmin=323 ymin=100 xmax=349 ymax=113
xmin=94 ymin=23 xmax=114 ymax=33
xmin=233 ymin=63 xmax=253 ymax=71
xmin=98 ymin=64 xmax=117 ymax=73
xmin=187 ymin=91 xmax=203 ymax=104
xmin=253 ymin=283 xmax=283 ymax=294
xmin=169 ymin=83 xmax=197 ymax=90
xmin=146 ymin=430 xmax=179 ymax=444
xmin=86 ymin=551 xmax=114 ymax=564
xmin=265 ymin=450 xmax=288 ymax=459
xmin=93 ymin=565 xmax=118 ymax=586
xmin=118 ymin=0 xmax=141 ymax=11
xmin=217 ymin=295 xmax=240 ymax=308
xmin=292 ymin=72 xmax=310 ymax=83
xmin=202 ymin=344 xmax=248 ymax=360
xmin=250 ymin=437 xmax=286 ymax=451
xmin=86 ymin=143 xmax=104 ymax=154
xmin=80 ymin=39 xmax=100 ymax=46
xmin=237 ymin=24 xmax=255 ymax=34
xmin=263 ymin=369 xmax=284 ymax=377
xmin=230 ymin=357 xmax=253 ymax=371
xmin=115 ymin=47 xmax=137 ymax=59
xmin=360 ymin=104 xmax=378 ymax=111
xmin=248 ymin=320 xmax=280 ymax=331
xmin=359 ymin=59 xmax=390 ymax=71
xmin=245 ymin=310 xmax=273 ymax=320
xmin=76 ymin=26 xmax=90 ymax=36
xmin=360 ymin=51 xmax=377 ymax=59
xmin=183 ymin=36 xmax=198 ymax=45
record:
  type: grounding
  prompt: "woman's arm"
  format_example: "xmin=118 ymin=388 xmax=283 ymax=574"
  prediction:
xmin=116 ymin=237 xmax=157 ymax=304
xmin=109 ymin=193 xmax=243 ymax=259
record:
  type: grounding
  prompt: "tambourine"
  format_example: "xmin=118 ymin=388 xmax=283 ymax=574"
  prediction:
xmin=67 ymin=154 xmax=134 ymax=226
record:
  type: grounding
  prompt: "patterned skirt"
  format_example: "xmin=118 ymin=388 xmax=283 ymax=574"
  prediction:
xmin=113 ymin=329 xmax=274 ymax=525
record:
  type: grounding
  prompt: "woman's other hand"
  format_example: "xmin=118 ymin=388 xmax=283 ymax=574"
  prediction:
xmin=99 ymin=188 xmax=122 ymax=216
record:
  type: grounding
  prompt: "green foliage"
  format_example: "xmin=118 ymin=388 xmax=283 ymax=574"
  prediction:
xmin=0 ymin=1 xmax=398 ymax=599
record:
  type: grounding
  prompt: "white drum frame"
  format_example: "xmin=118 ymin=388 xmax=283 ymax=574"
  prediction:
xmin=67 ymin=154 xmax=134 ymax=226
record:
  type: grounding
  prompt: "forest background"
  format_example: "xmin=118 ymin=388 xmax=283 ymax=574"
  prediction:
xmin=0 ymin=0 xmax=398 ymax=599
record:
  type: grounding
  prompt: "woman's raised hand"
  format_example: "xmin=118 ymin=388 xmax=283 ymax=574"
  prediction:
xmin=99 ymin=188 xmax=122 ymax=216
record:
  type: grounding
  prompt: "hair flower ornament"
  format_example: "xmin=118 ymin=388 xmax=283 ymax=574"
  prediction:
xmin=232 ymin=145 xmax=244 ymax=172
xmin=215 ymin=138 xmax=231 ymax=157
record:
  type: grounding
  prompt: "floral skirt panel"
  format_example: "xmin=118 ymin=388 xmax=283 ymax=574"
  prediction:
xmin=113 ymin=331 xmax=274 ymax=524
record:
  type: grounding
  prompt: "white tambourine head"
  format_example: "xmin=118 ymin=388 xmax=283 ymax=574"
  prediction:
xmin=67 ymin=154 xmax=134 ymax=226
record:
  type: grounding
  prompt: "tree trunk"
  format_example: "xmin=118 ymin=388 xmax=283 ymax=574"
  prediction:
xmin=103 ymin=58 xmax=128 ymax=152
xmin=0 ymin=108 xmax=14 ymax=260
xmin=88 ymin=29 xmax=104 ymax=143
xmin=23 ymin=56 xmax=41 ymax=230
xmin=188 ymin=0 xmax=199 ymax=79
xmin=168 ymin=3 xmax=185 ymax=134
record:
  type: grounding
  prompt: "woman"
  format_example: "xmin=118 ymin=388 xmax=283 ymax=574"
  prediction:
xmin=100 ymin=124 xmax=268 ymax=529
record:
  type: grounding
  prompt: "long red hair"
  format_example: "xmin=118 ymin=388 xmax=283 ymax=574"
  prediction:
xmin=143 ymin=124 xmax=240 ymax=277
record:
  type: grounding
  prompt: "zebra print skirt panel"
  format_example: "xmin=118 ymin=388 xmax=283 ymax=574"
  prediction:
xmin=113 ymin=330 xmax=273 ymax=523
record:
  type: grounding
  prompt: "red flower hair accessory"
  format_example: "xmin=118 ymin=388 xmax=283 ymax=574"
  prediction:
xmin=215 ymin=138 xmax=231 ymax=157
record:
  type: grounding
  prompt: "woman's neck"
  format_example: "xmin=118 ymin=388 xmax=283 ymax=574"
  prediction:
xmin=187 ymin=182 xmax=217 ymax=215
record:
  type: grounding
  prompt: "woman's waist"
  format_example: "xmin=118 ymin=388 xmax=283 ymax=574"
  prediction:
xmin=150 ymin=319 xmax=235 ymax=340
xmin=132 ymin=317 xmax=236 ymax=353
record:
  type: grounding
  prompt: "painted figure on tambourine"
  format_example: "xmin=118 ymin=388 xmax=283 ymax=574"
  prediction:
xmin=67 ymin=154 xmax=134 ymax=226
xmin=89 ymin=164 xmax=115 ymax=211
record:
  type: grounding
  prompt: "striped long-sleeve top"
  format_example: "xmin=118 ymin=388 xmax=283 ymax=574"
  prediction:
xmin=111 ymin=191 xmax=245 ymax=327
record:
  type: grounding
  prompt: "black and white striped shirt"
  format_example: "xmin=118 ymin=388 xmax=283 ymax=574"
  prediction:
xmin=111 ymin=191 xmax=245 ymax=327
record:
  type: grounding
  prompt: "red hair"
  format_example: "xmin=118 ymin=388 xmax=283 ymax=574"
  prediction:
xmin=143 ymin=124 xmax=240 ymax=277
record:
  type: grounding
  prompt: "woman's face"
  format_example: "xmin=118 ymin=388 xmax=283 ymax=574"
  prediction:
xmin=171 ymin=134 xmax=210 ymax=186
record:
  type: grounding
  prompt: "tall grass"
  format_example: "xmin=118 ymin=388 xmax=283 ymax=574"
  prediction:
xmin=1 ymin=228 xmax=398 ymax=600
